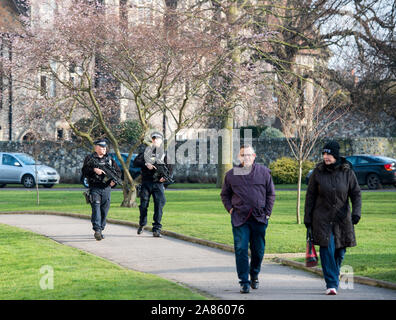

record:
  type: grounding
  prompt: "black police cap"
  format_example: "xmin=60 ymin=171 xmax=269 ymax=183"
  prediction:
xmin=94 ymin=139 xmax=108 ymax=147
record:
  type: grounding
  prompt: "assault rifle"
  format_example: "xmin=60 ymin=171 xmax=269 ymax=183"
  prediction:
xmin=87 ymin=156 xmax=123 ymax=187
xmin=153 ymin=163 xmax=174 ymax=185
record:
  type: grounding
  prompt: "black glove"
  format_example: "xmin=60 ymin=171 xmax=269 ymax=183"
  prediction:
xmin=352 ymin=215 xmax=360 ymax=225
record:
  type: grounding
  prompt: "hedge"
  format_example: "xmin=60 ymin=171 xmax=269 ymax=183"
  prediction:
xmin=269 ymin=157 xmax=315 ymax=184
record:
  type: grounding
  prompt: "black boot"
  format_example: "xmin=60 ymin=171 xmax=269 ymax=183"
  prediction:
xmin=240 ymin=283 xmax=250 ymax=294
xmin=94 ymin=231 xmax=102 ymax=241
xmin=250 ymin=279 xmax=259 ymax=289
xmin=153 ymin=230 xmax=161 ymax=238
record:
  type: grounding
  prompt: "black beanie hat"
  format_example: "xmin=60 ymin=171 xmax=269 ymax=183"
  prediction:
xmin=322 ymin=140 xmax=340 ymax=160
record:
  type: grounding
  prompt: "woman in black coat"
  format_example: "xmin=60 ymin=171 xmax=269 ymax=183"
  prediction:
xmin=304 ymin=140 xmax=361 ymax=295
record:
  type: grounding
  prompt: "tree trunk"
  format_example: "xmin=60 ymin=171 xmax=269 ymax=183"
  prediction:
xmin=35 ymin=180 xmax=39 ymax=206
xmin=216 ymin=113 xmax=234 ymax=188
xmin=215 ymin=2 xmax=239 ymax=188
xmin=34 ymin=163 xmax=39 ymax=205
xmin=296 ymin=159 xmax=303 ymax=224
xmin=121 ymin=184 xmax=138 ymax=208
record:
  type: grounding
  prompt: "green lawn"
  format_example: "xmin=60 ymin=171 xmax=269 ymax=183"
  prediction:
xmin=0 ymin=223 xmax=206 ymax=300
xmin=0 ymin=188 xmax=395 ymax=283
xmin=1 ymin=182 xmax=306 ymax=189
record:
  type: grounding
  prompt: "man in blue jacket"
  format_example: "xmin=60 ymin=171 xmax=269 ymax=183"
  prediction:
xmin=220 ymin=144 xmax=275 ymax=293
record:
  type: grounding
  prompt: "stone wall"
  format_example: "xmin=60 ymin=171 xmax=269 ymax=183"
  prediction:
xmin=324 ymin=111 xmax=396 ymax=138
xmin=0 ymin=137 xmax=395 ymax=183
xmin=172 ymin=137 xmax=396 ymax=182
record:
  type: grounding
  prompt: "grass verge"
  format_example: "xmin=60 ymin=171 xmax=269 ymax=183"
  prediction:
xmin=0 ymin=188 xmax=395 ymax=283
xmin=0 ymin=223 xmax=206 ymax=300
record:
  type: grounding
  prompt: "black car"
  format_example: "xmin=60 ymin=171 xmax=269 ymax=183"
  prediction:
xmin=81 ymin=153 xmax=141 ymax=188
xmin=346 ymin=155 xmax=396 ymax=189
xmin=305 ymin=155 xmax=396 ymax=189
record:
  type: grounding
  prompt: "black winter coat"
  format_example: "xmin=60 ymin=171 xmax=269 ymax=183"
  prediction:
xmin=304 ymin=157 xmax=361 ymax=248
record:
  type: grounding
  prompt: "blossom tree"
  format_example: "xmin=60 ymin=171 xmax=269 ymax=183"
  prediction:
xmin=2 ymin=0 xmax=272 ymax=206
xmin=273 ymin=78 xmax=349 ymax=224
xmin=1 ymin=1 xmax=226 ymax=206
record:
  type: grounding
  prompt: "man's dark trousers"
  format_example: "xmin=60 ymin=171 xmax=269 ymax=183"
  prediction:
xmin=139 ymin=181 xmax=166 ymax=232
xmin=232 ymin=216 xmax=268 ymax=285
xmin=90 ymin=186 xmax=111 ymax=232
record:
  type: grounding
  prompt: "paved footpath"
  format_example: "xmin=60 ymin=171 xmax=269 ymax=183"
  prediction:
xmin=0 ymin=214 xmax=395 ymax=300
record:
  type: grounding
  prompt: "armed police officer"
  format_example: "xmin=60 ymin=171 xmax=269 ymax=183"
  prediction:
xmin=133 ymin=131 xmax=172 ymax=237
xmin=82 ymin=139 xmax=121 ymax=241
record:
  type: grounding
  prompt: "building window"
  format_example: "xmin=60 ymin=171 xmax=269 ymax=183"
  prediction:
xmin=165 ymin=0 xmax=177 ymax=9
xmin=120 ymin=0 xmax=128 ymax=25
xmin=138 ymin=0 xmax=153 ymax=23
xmin=49 ymin=76 xmax=56 ymax=97
xmin=57 ymin=128 xmax=64 ymax=140
xmin=22 ymin=132 xmax=36 ymax=142
xmin=87 ymin=0 xmax=104 ymax=11
xmin=40 ymin=75 xmax=47 ymax=96
xmin=69 ymin=63 xmax=76 ymax=73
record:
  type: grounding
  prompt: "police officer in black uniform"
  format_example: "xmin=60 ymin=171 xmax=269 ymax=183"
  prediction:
xmin=82 ymin=139 xmax=121 ymax=241
xmin=133 ymin=132 xmax=171 ymax=237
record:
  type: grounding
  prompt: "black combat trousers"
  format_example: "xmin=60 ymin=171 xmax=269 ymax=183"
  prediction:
xmin=90 ymin=186 xmax=111 ymax=232
xmin=139 ymin=181 xmax=166 ymax=232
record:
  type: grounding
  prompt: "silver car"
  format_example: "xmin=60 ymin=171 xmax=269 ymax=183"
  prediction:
xmin=0 ymin=152 xmax=60 ymax=188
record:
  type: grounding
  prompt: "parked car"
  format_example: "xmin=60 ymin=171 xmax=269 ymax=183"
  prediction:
xmin=0 ymin=152 xmax=60 ymax=188
xmin=81 ymin=153 xmax=141 ymax=188
xmin=305 ymin=155 xmax=396 ymax=189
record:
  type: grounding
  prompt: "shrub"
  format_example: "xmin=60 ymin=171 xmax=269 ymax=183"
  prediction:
xmin=71 ymin=119 xmax=144 ymax=147
xmin=301 ymin=160 xmax=316 ymax=180
xmin=114 ymin=120 xmax=144 ymax=145
xmin=269 ymin=157 xmax=315 ymax=184
xmin=239 ymin=126 xmax=267 ymax=138
xmin=259 ymin=127 xmax=285 ymax=138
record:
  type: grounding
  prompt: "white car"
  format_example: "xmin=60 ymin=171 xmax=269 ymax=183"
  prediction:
xmin=0 ymin=152 xmax=60 ymax=188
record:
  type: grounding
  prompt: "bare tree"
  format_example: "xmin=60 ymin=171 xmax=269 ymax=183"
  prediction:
xmin=274 ymin=78 xmax=349 ymax=223
xmin=1 ymin=1 xmax=226 ymax=206
xmin=186 ymin=0 xmax=365 ymax=186
xmin=328 ymin=0 xmax=396 ymax=119
xmin=183 ymin=1 xmax=275 ymax=187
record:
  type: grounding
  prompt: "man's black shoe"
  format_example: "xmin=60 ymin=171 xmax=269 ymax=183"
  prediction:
xmin=240 ymin=283 xmax=250 ymax=294
xmin=251 ymin=279 xmax=259 ymax=289
xmin=137 ymin=226 xmax=144 ymax=235
xmin=94 ymin=231 xmax=102 ymax=241
xmin=153 ymin=231 xmax=161 ymax=238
